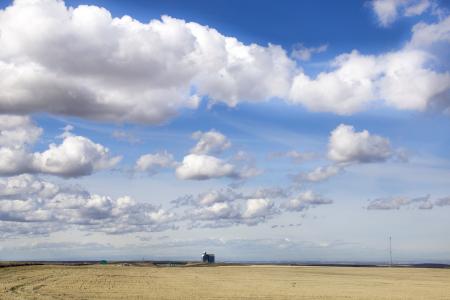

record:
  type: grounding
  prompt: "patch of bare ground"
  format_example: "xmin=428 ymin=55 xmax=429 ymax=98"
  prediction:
xmin=0 ymin=265 xmax=449 ymax=299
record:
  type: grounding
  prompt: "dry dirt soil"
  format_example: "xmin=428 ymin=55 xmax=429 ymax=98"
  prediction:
xmin=0 ymin=264 xmax=449 ymax=299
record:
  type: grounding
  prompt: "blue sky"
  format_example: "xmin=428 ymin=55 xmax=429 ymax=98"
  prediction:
xmin=63 ymin=0 xmax=430 ymax=50
xmin=0 ymin=0 xmax=449 ymax=263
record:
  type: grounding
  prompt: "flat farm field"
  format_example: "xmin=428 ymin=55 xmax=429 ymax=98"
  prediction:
xmin=1 ymin=264 xmax=449 ymax=299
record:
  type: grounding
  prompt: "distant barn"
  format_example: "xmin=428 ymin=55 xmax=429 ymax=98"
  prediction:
xmin=202 ymin=251 xmax=215 ymax=264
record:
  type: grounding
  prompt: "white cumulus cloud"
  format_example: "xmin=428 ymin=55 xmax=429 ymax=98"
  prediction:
xmin=0 ymin=115 xmax=42 ymax=148
xmin=196 ymin=188 xmax=241 ymax=206
xmin=371 ymin=0 xmax=431 ymax=27
xmin=328 ymin=124 xmax=393 ymax=164
xmin=32 ymin=135 xmax=121 ymax=177
xmin=0 ymin=0 xmax=295 ymax=123
xmin=302 ymin=165 xmax=342 ymax=182
xmin=0 ymin=115 xmax=120 ymax=177
xmin=289 ymin=46 xmax=450 ymax=114
xmin=135 ymin=151 xmax=176 ymax=174
xmin=0 ymin=175 xmax=177 ymax=237
xmin=283 ymin=191 xmax=333 ymax=211
xmin=175 ymin=154 xmax=236 ymax=180
xmin=242 ymin=198 xmax=275 ymax=219
xmin=190 ymin=130 xmax=231 ymax=155
xmin=0 ymin=0 xmax=448 ymax=122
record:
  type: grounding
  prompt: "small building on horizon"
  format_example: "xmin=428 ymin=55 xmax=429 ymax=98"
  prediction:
xmin=202 ymin=251 xmax=215 ymax=264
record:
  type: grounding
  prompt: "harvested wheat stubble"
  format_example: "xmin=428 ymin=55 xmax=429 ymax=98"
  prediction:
xmin=1 ymin=264 xmax=449 ymax=299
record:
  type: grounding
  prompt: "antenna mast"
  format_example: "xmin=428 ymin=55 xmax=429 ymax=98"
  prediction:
xmin=389 ymin=236 xmax=393 ymax=267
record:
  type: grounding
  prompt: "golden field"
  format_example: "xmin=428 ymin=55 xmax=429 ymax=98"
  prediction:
xmin=1 ymin=264 xmax=449 ymax=299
